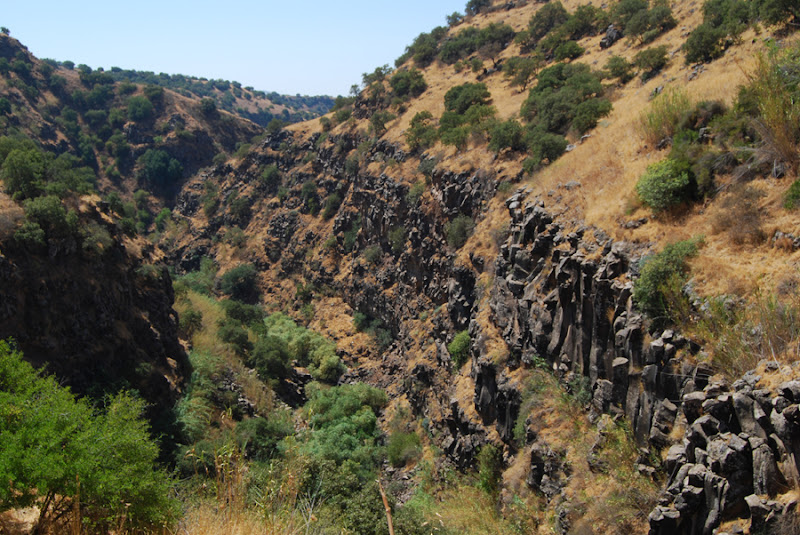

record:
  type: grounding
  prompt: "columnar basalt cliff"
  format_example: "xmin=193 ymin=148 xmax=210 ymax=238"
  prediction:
xmin=477 ymin=189 xmax=800 ymax=534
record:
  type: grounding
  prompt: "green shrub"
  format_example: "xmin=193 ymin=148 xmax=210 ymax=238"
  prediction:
xmin=448 ymin=330 xmax=471 ymax=368
xmin=127 ymin=95 xmax=154 ymax=122
xmin=0 ymin=341 xmax=178 ymax=529
xmin=785 ymin=180 xmax=800 ymax=209
xmin=503 ymin=55 xmax=544 ymax=90
xmin=390 ymin=69 xmax=427 ymax=99
xmin=179 ymin=307 xmax=203 ymax=337
xmin=218 ymin=318 xmax=253 ymax=357
xmin=444 ymin=83 xmax=491 ymax=114
xmin=199 ymin=97 xmax=217 ymax=116
xmin=388 ymin=226 xmax=406 ymax=254
xmin=219 ymin=263 xmax=259 ymax=303
xmin=477 ymin=444 xmax=503 ymax=497
xmin=554 ymin=40 xmax=584 ymax=61
xmin=445 ymin=214 xmax=475 ymax=249
xmin=235 ymin=413 xmax=292 ymax=461
xmin=387 ymin=431 xmax=422 ymax=467
xmin=262 ymin=312 xmax=343 ymax=382
xmin=21 ymin=195 xmax=77 ymax=242
xmin=363 ymin=244 xmax=382 ymax=264
xmin=521 ymin=1 xmax=569 ymax=49
xmin=406 ymin=181 xmax=425 ymax=205
xmin=526 ymin=129 xmax=568 ymax=165
xmin=521 ymin=62 xmax=610 ymax=136
xmin=302 ymin=383 xmax=388 ymax=469
xmin=633 ymin=238 xmax=700 ymax=325
xmin=488 ymin=120 xmax=526 ymax=153
xmin=636 ymin=158 xmax=692 ymax=212
xmin=405 ymin=111 xmax=437 ymax=151
xmin=136 ymin=149 xmax=182 ymax=188
xmin=634 ymin=45 xmax=669 ymax=80
xmin=249 ymin=334 xmax=291 ymax=383
xmin=260 ymin=164 xmax=280 ymax=188
xmin=322 ymin=192 xmax=342 ymax=220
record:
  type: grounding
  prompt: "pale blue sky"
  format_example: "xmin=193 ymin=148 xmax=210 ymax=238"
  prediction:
xmin=3 ymin=0 xmax=467 ymax=97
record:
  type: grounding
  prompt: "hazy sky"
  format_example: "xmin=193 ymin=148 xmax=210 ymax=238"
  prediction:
xmin=3 ymin=0 xmax=467 ymax=97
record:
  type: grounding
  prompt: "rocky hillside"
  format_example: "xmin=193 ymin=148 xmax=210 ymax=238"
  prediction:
xmin=1 ymin=0 xmax=800 ymax=534
xmin=161 ymin=0 xmax=800 ymax=532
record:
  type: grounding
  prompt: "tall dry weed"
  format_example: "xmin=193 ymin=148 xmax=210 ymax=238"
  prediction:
xmin=746 ymin=46 xmax=800 ymax=175
xmin=638 ymin=87 xmax=692 ymax=146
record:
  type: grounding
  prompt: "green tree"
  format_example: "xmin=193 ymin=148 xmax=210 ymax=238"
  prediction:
xmin=503 ymin=55 xmax=544 ymax=90
xmin=489 ymin=119 xmax=526 ymax=153
xmin=136 ymin=149 xmax=183 ymax=187
xmin=219 ymin=263 xmax=259 ymax=303
xmin=405 ymin=111 xmax=438 ymax=151
xmin=466 ymin=0 xmax=491 ymax=16
xmin=199 ymin=97 xmax=217 ymax=116
xmin=444 ymin=83 xmax=491 ymax=114
xmin=389 ymin=69 xmax=427 ymax=99
xmin=1 ymin=147 xmax=46 ymax=199
xmin=127 ymin=95 xmax=154 ymax=122
xmin=0 ymin=341 xmax=178 ymax=530
xmin=634 ymin=45 xmax=669 ymax=80
xmin=527 ymin=1 xmax=570 ymax=44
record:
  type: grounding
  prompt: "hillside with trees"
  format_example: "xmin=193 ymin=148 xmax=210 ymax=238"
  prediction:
xmin=2 ymin=1 xmax=800 ymax=534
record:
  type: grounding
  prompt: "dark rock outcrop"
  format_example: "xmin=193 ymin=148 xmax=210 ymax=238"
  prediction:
xmin=477 ymin=190 xmax=800 ymax=534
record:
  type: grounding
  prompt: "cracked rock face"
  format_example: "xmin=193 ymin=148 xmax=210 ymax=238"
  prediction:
xmin=478 ymin=191 xmax=800 ymax=534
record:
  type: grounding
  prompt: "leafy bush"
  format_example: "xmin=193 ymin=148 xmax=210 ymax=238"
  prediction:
xmin=448 ymin=329 xmax=471 ymax=368
xmin=219 ymin=263 xmax=259 ymax=303
xmin=0 ymin=138 xmax=95 ymax=200
xmin=554 ymin=40 xmax=584 ymax=61
xmin=406 ymin=181 xmax=426 ymax=205
xmin=262 ymin=312 xmax=343 ymax=382
xmin=519 ymin=1 xmax=569 ymax=50
xmin=302 ymin=383 xmax=387 ymax=471
xmin=444 ymin=83 xmax=491 ymax=114
xmin=503 ymin=55 xmax=544 ymax=90
xmin=635 ymin=158 xmax=692 ymax=211
xmin=489 ymin=119 xmax=526 ymax=153
xmin=249 ymin=334 xmax=291 ymax=384
xmin=405 ymin=111 xmax=437 ymax=151
xmin=466 ymin=0 xmax=491 ymax=16
xmin=634 ymin=45 xmax=669 ymax=80
xmin=445 ymin=214 xmax=475 ymax=249
xmin=127 ymin=95 xmax=154 ymax=122
xmin=785 ymin=180 xmax=800 ymax=209
xmin=322 ymin=192 xmax=342 ymax=220
xmin=521 ymin=62 xmax=610 ymax=136
xmin=526 ymin=128 xmax=568 ymax=165
xmin=20 ymin=195 xmax=77 ymax=243
xmin=136 ymin=149 xmax=183 ymax=188
xmin=387 ymin=431 xmax=422 ymax=467
xmin=605 ymin=55 xmax=635 ymax=84
xmin=235 ymin=412 xmax=292 ymax=461
xmin=477 ymin=444 xmax=503 ymax=497
xmin=363 ymin=244 xmax=382 ymax=264
xmin=633 ymin=238 xmax=700 ymax=325
xmin=439 ymin=23 xmax=515 ymax=65
xmin=0 ymin=341 xmax=178 ymax=529
xmin=388 ymin=226 xmax=406 ymax=254
xmin=390 ymin=69 xmax=427 ymax=99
